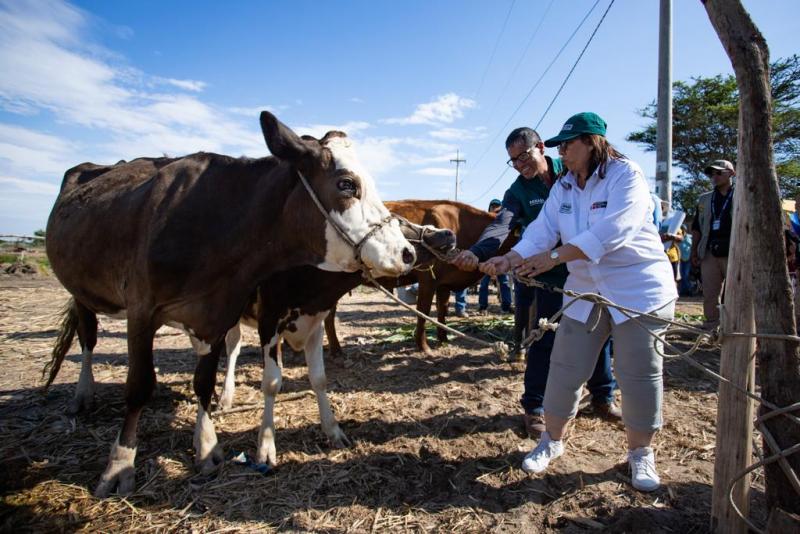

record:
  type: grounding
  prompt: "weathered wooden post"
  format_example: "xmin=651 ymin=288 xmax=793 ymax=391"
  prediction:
xmin=703 ymin=0 xmax=800 ymax=530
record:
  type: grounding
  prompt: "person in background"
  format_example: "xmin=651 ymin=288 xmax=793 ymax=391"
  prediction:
xmin=678 ymin=224 xmax=694 ymax=296
xmin=453 ymin=288 xmax=468 ymax=318
xmin=478 ymin=199 xmax=513 ymax=314
xmin=660 ymin=215 xmax=683 ymax=289
xmin=451 ymin=125 xmax=620 ymax=439
xmin=690 ymin=159 xmax=735 ymax=329
xmin=480 ymin=112 xmax=677 ymax=492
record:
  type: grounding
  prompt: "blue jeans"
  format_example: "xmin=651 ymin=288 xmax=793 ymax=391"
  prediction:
xmin=453 ymin=288 xmax=467 ymax=314
xmin=520 ymin=286 xmax=617 ymax=415
xmin=478 ymin=274 xmax=512 ymax=311
xmin=679 ymin=260 xmax=692 ymax=295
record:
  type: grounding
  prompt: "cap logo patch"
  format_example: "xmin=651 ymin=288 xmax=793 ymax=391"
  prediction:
xmin=562 ymin=124 xmax=573 ymax=131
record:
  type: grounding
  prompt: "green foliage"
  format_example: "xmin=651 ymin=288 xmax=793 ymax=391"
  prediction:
xmin=627 ymin=55 xmax=800 ymax=213
xmin=32 ymin=229 xmax=45 ymax=247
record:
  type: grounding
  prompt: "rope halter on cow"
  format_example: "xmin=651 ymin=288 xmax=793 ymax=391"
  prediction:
xmin=296 ymin=170 xmax=397 ymax=274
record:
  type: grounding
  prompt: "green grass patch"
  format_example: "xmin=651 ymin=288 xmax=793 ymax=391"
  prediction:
xmin=0 ymin=253 xmax=19 ymax=264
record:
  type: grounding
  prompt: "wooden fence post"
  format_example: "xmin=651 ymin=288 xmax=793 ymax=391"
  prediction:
xmin=704 ymin=0 xmax=800 ymax=529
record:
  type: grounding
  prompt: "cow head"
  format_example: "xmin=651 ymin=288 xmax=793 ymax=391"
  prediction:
xmin=396 ymin=220 xmax=456 ymax=269
xmin=260 ymin=111 xmax=416 ymax=278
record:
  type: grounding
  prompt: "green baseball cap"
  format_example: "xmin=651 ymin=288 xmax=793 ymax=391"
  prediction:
xmin=489 ymin=198 xmax=502 ymax=207
xmin=544 ymin=112 xmax=607 ymax=147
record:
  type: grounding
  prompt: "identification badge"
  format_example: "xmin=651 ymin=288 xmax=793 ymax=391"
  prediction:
xmin=712 ymin=219 xmax=721 ymax=231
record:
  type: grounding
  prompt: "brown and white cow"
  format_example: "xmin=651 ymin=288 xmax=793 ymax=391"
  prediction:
xmin=45 ymin=111 xmax=416 ymax=497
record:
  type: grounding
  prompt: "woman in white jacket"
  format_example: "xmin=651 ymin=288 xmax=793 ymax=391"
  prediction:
xmin=480 ymin=112 xmax=677 ymax=492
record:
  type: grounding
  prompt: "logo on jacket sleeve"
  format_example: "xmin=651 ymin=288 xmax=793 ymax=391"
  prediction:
xmin=559 ymin=203 xmax=572 ymax=214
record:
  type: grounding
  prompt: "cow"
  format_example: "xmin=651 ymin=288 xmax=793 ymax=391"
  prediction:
xmin=44 ymin=111 xmax=417 ymax=497
xmin=323 ymin=200 xmax=517 ymax=355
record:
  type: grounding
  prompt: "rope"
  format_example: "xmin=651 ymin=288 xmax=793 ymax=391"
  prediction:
xmin=511 ymin=273 xmax=800 ymax=533
xmin=362 ymin=273 xmax=509 ymax=359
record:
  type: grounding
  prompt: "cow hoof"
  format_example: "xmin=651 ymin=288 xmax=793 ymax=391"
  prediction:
xmin=66 ymin=393 xmax=95 ymax=415
xmin=328 ymin=426 xmax=352 ymax=449
xmin=196 ymin=445 xmax=224 ymax=475
xmin=94 ymin=467 xmax=135 ymax=498
xmin=95 ymin=441 xmax=137 ymax=498
xmin=219 ymin=392 xmax=234 ymax=411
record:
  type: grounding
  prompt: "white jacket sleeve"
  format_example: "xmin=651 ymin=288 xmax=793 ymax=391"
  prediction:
xmin=511 ymin=184 xmax=562 ymax=259
xmin=567 ymin=161 xmax=651 ymax=262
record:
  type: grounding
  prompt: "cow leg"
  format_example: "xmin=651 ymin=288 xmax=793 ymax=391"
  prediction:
xmin=219 ymin=324 xmax=242 ymax=410
xmin=305 ymin=321 xmax=350 ymax=448
xmin=415 ymin=281 xmax=436 ymax=354
xmin=324 ymin=304 xmax=343 ymax=358
xmin=67 ymin=302 xmax=98 ymax=415
xmin=256 ymin=335 xmax=282 ymax=466
xmin=95 ymin=319 xmax=156 ymax=498
xmin=435 ymin=286 xmax=451 ymax=344
xmin=192 ymin=338 xmax=225 ymax=474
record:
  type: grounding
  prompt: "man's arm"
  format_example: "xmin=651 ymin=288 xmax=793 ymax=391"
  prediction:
xmin=451 ymin=189 xmax=523 ymax=271
xmin=469 ymin=190 xmax=523 ymax=261
xmin=690 ymin=206 xmax=702 ymax=266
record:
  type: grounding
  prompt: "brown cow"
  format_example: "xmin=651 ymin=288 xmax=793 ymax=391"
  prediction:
xmin=45 ymin=111 xmax=416 ymax=497
xmin=325 ymin=200 xmax=517 ymax=354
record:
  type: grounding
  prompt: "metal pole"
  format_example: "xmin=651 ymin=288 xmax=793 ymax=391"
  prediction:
xmin=450 ymin=150 xmax=466 ymax=201
xmin=656 ymin=0 xmax=673 ymax=206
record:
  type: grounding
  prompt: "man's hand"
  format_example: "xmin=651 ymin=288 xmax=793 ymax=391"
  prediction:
xmin=479 ymin=256 xmax=511 ymax=276
xmin=452 ymin=250 xmax=479 ymax=271
xmin=516 ymin=251 xmax=557 ymax=278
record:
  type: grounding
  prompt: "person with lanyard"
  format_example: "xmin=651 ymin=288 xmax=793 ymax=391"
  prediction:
xmin=451 ymin=126 xmax=619 ymax=440
xmin=477 ymin=199 xmax=514 ymax=314
xmin=690 ymin=159 xmax=735 ymax=330
xmin=479 ymin=112 xmax=677 ymax=491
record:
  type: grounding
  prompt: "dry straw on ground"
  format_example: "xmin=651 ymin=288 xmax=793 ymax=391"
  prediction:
xmin=0 ymin=274 xmax=769 ymax=532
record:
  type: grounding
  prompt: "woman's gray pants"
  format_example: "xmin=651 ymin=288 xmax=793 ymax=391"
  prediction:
xmin=543 ymin=301 xmax=675 ymax=432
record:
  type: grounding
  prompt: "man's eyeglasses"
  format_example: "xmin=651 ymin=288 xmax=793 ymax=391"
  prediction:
xmin=507 ymin=148 xmax=534 ymax=168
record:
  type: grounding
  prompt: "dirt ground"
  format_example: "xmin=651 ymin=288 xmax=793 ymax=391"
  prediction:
xmin=0 ymin=272 xmax=768 ymax=533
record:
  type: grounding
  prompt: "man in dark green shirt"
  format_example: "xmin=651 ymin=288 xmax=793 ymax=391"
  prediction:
xmin=452 ymin=127 xmax=619 ymax=437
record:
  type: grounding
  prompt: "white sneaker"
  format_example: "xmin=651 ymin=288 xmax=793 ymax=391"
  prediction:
xmin=628 ymin=446 xmax=660 ymax=491
xmin=521 ymin=431 xmax=564 ymax=473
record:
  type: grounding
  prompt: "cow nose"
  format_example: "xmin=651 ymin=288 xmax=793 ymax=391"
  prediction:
xmin=402 ymin=247 xmax=415 ymax=265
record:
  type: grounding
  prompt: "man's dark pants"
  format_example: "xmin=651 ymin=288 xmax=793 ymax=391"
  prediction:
xmin=515 ymin=283 xmax=617 ymax=415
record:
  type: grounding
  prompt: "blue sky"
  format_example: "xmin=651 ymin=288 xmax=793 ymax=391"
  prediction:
xmin=0 ymin=0 xmax=796 ymax=234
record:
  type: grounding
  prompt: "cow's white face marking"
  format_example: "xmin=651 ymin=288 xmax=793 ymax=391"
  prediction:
xmin=319 ymin=137 xmax=414 ymax=277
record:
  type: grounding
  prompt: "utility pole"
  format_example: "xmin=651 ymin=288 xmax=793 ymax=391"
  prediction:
xmin=656 ymin=0 xmax=672 ymax=206
xmin=450 ymin=150 xmax=466 ymax=201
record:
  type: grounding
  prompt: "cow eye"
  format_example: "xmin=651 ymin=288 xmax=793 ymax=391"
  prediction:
xmin=337 ymin=178 xmax=357 ymax=194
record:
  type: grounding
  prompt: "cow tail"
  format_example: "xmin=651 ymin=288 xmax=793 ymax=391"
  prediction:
xmin=42 ymin=298 xmax=79 ymax=390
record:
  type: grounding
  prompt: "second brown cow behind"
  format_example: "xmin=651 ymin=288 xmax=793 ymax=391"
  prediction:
xmin=325 ymin=200 xmax=517 ymax=354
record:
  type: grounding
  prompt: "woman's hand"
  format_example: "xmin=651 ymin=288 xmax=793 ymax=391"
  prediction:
xmin=515 ymin=251 xmax=558 ymax=278
xmin=479 ymin=250 xmax=522 ymax=276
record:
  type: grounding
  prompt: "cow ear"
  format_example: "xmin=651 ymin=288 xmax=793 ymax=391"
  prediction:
xmin=260 ymin=111 xmax=318 ymax=163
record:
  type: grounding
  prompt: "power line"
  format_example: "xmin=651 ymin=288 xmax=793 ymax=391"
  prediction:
xmin=534 ymin=0 xmax=616 ymax=130
xmin=482 ymin=0 xmax=556 ymax=122
xmin=468 ymin=165 xmax=511 ymax=205
xmin=466 ymin=0 xmax=602 ymax=175
xmin=474 ymin=0 xmax=517 ymax=100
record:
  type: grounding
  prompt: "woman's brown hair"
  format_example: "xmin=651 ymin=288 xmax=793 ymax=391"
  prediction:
xmin=580 ymin=133 xmax=626 ymax=179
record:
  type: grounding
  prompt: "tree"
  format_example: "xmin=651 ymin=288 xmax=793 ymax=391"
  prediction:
xmin=627 ymin=54 xmax=800 ymax=213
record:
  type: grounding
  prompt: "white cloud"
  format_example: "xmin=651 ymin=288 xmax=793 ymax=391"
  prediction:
xmin=384 ymin=93 xmax=476 ymax=126
xmin=349 ymin=97 xmax=364 ymax=103
xmin=415 ymin=167 xmax=457 ymax=177
xmin=227 ymin=105 xmax=278 ymax=117
xmin=295 ymin=121 xmax=371 ymax=140
xmin=0 ymin=0 xmax=264 ymax=163
xmin=0 ymin=175 xmax=59 ymax=195
xmin=158 ymin=77 xmax=207 ymax=92
xmin=429 ymin=126 xmax=486 ymax=142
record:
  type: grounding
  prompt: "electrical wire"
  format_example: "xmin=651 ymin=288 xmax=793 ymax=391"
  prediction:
xmin=466 ymin=0 xmax=602 ymax=176
xmin=474 ymin=0 xmax=517 ymax=100
xmin=534 ymin=0 xmax=616 ymax=129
